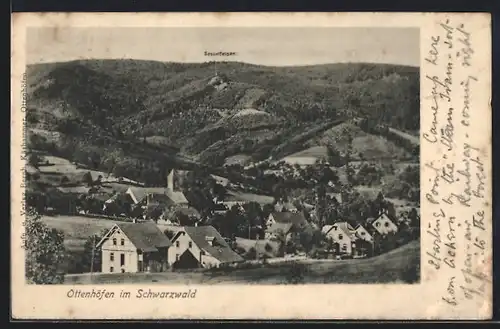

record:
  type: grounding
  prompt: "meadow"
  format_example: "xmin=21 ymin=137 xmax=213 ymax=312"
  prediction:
xmin=64 ymin=240 xmax=420 ymax=285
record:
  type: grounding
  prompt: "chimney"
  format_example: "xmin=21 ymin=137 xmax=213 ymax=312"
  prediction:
xmin=167 ymin=169 xmax=174 ymax=191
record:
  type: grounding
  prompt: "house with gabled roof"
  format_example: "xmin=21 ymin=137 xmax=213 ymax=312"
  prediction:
xmin=158 ymin=206 xmax=201 ymax=225
xmin=266 ymin=211 xmax=308 ymax=228
xmin=274 ymin=200 xmax=298 ymax=213
xmin=168 ymin=225 xmax=244 ymax=269
xmin=371 ymin=211 xmax=399 ymax=235
xmin=96 ymin=222 xmax=172 ymax=274
xmin=104 ymin=191 xmax=134 ymax=210
xmin=322 ymin=221 xmax=357 ymax=256
xmin=265 ymin=211 xmax=316 ymax=244
xmin=265 ymin=222 xmax=295 ymax=241
xmin=353 ymin=224 xmax=374 ymax=257
xmin=354 ymin=224 xmax=374 ymax=244
xmin=125 ymin=170 xmax=189 ymax=208
xmin=126 ymin=187 xmax=189 ymax=207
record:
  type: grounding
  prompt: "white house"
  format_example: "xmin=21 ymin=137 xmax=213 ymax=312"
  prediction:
xmin=265 ymin=222 xmax=294 ymax=241
xmin=354 ymin=224 xmax=374 ymax=244
xmin=371 ymin=212 xmax=399 ymax=235
xmin=168 ymin=226 xmax=244 ymax=269
xmin=273 ymin=200 xmax=298 ymax=213
xmin=322 ymin=222 xmax=357 ymax=256
xmin=266 ymin=211 xmax=308 ymax=230
xmin=96 ymin=222 xmax=172 ymax=274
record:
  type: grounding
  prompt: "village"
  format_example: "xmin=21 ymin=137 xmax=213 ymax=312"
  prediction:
xmin=25 ymin=149 xmax=420 ymax=278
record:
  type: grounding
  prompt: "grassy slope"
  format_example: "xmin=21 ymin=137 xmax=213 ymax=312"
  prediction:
xmin=64 ymin=240 xmax=420 ymax=284
xmin=42 ymin=215 xmax=126 ymax=251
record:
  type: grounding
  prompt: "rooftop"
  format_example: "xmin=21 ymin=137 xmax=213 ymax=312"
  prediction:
xmin=97 ymin=222 xmax=172 ymax=252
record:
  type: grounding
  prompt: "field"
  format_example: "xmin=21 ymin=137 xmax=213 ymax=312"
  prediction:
xmin=224 ymin=154 xmax=252 ymax=166
xmin=64 ymin=240 xmax=420 ymax=285
xmin=42 ymin=215 xmax=126 ymax=251
xmin=33 ymin=154 xmax=117 ymax=184
xmin=312 ymin=123 xmax=412 ymax=161
xmin=225 ymin=191 xmax=275 ymax=204
xmin=388 ymin=127 xmax=420 ymax=146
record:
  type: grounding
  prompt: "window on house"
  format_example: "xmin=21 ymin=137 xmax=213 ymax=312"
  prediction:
xmin=342 ymin=244 xmax=347 ymax=251
xmin=176 ymin=241 xmax=180 ymax=248
xmin=121 ymin=269 xmax=125 ymax=273
xmin=113 ymin=238 xmax=117 ymax=245
xmin=110 ymin=252 xmax=114 ymax=261
xmin=339 ymin=234 xmax=343 ymax=240
xmin=120 ymin=254 xmax=125 ymax=266
xmin=120 ymin=239 xmax=125 ymax=246
xmin=176 ymin=254 xmax=180 ymax=261
xmin=385 ymin=222 xmax=390 ymax=227
xmin=188 ymin=241 xmax=192 ymax=248
xmin=376 ymin=222 xmax=380 ymax=227
xmin=361 ymin=232 xmax=365 ymax=235
xmin=110 ymin=267 xmax=114 ymax=272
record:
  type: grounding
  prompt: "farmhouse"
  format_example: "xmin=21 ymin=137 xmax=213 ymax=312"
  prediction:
xmin=96 ymin=222 xmax=172 ymax=274
xmin=274 ymin=200 xmax=298 ymax=213
xmin=125 ymin=170 xmax=188 ymax=208
xmin=158 ymin=206 xmax=201 ymax=225
xmin=210 ymin=174 xmax=230 ymax=187
xmin=354 ymin=224 xmax=374 ymax=244
xmin=265 ymin=222 xmax=294 ymax=241
xmin=371 ymin=212 xmax=399 ymax=235
xmin=103 ymin=191 xmax=134 ymax=215
xmin=265 ymin=212 xmax=315 ymax=242
xmin=326 ymin=192 xmax=343 ymax=205
xmin=168 ymin=226 xmax=244 ymax=269
xmin=322 ymin=222 xmax=357 ymax=256
xmin=105 ymin=191 xmax=135 ymax=205
xmin=266 ymin=211 xmax=308 ymax=228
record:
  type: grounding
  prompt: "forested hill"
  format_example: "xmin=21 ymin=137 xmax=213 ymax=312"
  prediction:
xmin=25 ymin=59 xmax=419 ymax=182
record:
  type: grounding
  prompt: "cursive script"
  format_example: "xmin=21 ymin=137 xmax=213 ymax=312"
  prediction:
xmin=423 ymin=18 xmax=490 ymax=310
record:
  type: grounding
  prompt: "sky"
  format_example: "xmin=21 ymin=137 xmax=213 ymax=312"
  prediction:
xmin=27 ymin=27 xmax=419 ymax=67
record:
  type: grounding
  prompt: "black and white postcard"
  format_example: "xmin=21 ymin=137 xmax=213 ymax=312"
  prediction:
xmin=11 ymin=12 xmax=492 ymax=320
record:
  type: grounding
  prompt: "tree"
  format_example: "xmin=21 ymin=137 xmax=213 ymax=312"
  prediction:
xmin=82 ymin=171 xmax=93 ymax=186
xmin=27 ymin=153 xmax=43 ymax=168
xmin=326 ymin=144 xmax=344 ymax=167
xmin=285 ymin=240 xmax=297 ymax=255
xmin=242 ymin=202 xmax=264 ymax=234
xmin=22 ymin=209 xmax=66 ymax=284
xmin=409 ymin=208 xmax=420 ymax=228
xmin=80 ymin=228 xmax=108 ymax=273
xmin=60 ymin=175 xmax=69 ymax=185
xmin=212 ymin=183 xmax=227 ymax=203
xmin=333 ymin=125 xmax=354 ymax=185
